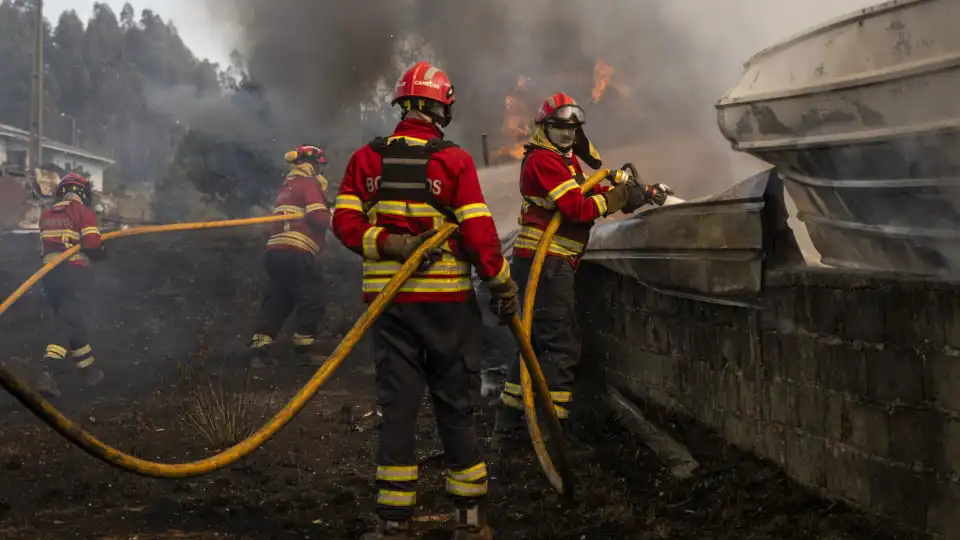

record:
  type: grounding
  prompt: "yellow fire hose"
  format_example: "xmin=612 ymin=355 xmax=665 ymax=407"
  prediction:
xmin=0 ymin=213 xmax=570 ymax=490
xmin=517 ymin=167 xmax=611 ymax=498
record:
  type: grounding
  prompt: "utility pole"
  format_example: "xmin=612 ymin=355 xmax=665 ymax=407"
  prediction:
xmin=28 ymin=0 xmax=44 ymax=172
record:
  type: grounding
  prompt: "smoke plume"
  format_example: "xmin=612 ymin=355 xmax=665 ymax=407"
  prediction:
xmin=198 ymin=0 xmax=878 ymax=194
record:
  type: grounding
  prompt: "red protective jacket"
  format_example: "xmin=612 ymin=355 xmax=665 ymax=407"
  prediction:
xmin=333 ymin=118 xmax=510 ymax=303
xmin=39 ymin=199 xmax=103 ymax=267
xmin=513 ymin=146 xmax=612 ymax=267
xmin=265 ymin=171 xmax=331 ymax=257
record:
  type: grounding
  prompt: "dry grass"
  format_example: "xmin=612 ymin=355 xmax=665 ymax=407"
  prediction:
xmin=182 ymin=375 xmax=258 ymax=450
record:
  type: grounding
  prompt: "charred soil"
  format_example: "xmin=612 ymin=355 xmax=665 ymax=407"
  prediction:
xmin=0 ymin=230 xmax=922 ymax=539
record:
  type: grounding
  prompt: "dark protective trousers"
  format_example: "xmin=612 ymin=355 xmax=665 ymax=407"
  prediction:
xmin=501 ymin=255 xmax=581 ymax=419
xmin=42 ymin=264 xmax=95 ymax=367
xmin=253 ymin=249 xmax=325 ymax=347
xmin=373 ymin=300 xmax=489 ymax=522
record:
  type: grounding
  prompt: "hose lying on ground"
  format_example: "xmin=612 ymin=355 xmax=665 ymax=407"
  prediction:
xmin=0 ymin=215 xmax=570 ymax=489
xmin=517 ymin=167 xmax=612 ymax=499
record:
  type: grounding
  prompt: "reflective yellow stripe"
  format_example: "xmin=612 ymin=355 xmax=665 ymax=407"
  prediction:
xmin=268 ymin=231 xmax=319 ymax=255
xmin=71 ymin=345 xmax=92 ymax=358
xmin=41 ymin=229 xmax=80 ymax=240
xmin=449 ymin=463 xmax=487 ymax=483
xmin=377 ymin=489 xmax=417 ymax=507
xmin=377 ymin=465 xmax=419 ymax=482
xmin=516 ymin=226 xmax=584 ymax=258
xmin=488 ymin=258 xmax=511 ymax=287
xmin=362 ymin=276 xmax=473 ymax=294
xmin=292 ymin=333 xmax=315 ymax=347
xmin=445 ymin=477 xmax=488 ymax=497
xmin=44 ymin=252 xmax=89 ymax=264
xmin=80 ymin=227 xmax=100 ymax=237
xmin=335 ymin=194 xmax=364 ymax=211
xmin=45 ymin=344 xmax=67 ymax=360
xmin=305 ymin=203 xmax=328 ymax=214
xmin=547 ymin=179 xmax=580 ymax=203
xmin=500 ymin=393 xmax=524 ymax=410
xmin=250 ymin=334 xmax=273 ymax=348
xmin=76 ymin=357 xmax=96 ymax=369
xmin=387 ymin=136 xmax=428 ymax=145
xmin=363 ymin=227 xmax=385 ymax=260
xmin=591 ymin=194 xmax=608 ymax=216
xmin=370 ymin=201 xmax=443 ymax=219
xmin=555 ymin=404 xmax=570 ymax=419
xmin=363 ymin=259 xmax=470 ymax=277
xmin=503 ymin=382 xmax=522 ymax=396
xmin=273 ymin=205 xmax=304 ymax=214
xmin=551 ymin=390 xmax=572 ymax=403
xmin=454 ymin=203 xmax=492 ymax=222
xmin=524 ymin=195 xmax=556 ymax=210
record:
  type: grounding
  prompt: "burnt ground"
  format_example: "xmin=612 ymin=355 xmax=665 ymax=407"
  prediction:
xmin=0 ymin=229 xmax=926 ymax=540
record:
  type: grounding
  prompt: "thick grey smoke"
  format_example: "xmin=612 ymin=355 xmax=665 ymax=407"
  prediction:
xmin=196 ymin=0 xmax=878 ymax=194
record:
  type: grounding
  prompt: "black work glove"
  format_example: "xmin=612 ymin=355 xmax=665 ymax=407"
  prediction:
xmin=488 ymin=278 xmax=520 ymax=325
xmin=381 ymin=230 xmax=443 ymax=271
xmin=83 ymin=244 xmax=107 ymax=262
xmin=601 ymin=183 xmax=631 ymax=215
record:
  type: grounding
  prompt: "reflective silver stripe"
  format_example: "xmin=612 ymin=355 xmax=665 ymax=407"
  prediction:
xmin=446 ymin=477 xmax=488 ymax=497
xmin=448 ymin=463 xmax=487 ymax=483
xmin=377 ymin=465 xmax=418 ymax=482
xmin=362 ymin=276 xmax=473 ymax=294
xmin=377 ymin=490 xmax=417 ymax=507
xmin=547 ymin=179 xmax=580 ymax=203
xmin=380 ymin=182 xmax=425 ymax=189
xmin=335 ymin=195 xmax=364 ymax=211
xmin=454 ymin=203 xmax=492 ymax=222
xmin=382 ymin=157 xmax=429 ymax=165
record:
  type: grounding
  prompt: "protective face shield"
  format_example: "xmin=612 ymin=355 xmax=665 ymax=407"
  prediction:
xmin=545 ymin=124 xmax=578 ymax=151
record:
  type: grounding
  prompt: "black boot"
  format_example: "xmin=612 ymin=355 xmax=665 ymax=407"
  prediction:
xmin=248 ymin=334 xmax=276 ymax=369
xmin=490 ymin=406 xmax=527 ymax=452
xmin=359 ymin=516 xmax=413 ymax=540
xmin=453 ymin=500 xmax=493 ymax=540
xmin=295 ymin=344 xmax=329 ymax=368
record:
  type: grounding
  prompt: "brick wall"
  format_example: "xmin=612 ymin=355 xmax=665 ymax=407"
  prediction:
xmin=578 ymin=263 xmax=960 ymax=538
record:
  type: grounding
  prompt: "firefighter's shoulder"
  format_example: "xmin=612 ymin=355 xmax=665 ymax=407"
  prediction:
xmin=428 ymin=139 xmax=477 ymax=176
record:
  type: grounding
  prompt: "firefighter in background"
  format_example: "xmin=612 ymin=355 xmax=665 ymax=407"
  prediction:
xmin=333 ymin=61 xmax=517 ymax=540
xmin=247 ymin=145 xmax=332 ymax=369
xmin=36 ymin=173 xmax=106 ymax=397
xmin=493 ymin=92 xmax=673 ymax=450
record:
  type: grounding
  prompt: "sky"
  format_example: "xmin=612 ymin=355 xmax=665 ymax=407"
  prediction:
xmin=43 ymin=0 xmax=239 ymax=65
xmin=43 ymin=0 xmax=880 ymax=71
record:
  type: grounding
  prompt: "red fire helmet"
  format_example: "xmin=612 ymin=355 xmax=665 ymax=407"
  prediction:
xmin=535 ymin=92 xmax=586 ymax=126
xmin=392 ymin=61 xmax=456 ymax=107
xmin=286 ymin=145 xmax=327 ymax=165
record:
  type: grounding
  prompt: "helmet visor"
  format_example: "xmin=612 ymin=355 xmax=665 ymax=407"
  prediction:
xmin=548 ymin=104 xmax=586 ymax=125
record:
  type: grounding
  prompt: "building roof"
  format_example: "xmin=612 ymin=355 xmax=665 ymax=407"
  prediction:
xmin=0 ymin=123 xmax=115 ymax=165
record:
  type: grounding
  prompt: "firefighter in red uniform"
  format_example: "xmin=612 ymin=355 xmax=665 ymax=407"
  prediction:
xmin=248 ymin=145 xmax=332 ymax=368
xmin=36 ymin=173 xmax=106 ymax=397
xmin=333 ymin=61 xmax=517 ymax=540
xmin=493 ymin=92 xmax=672 ymax=449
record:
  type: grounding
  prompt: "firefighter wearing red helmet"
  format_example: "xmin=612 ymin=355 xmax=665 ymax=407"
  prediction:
xmin=35 ymin=172 xmax=106 ymax=397
xmin=247 ymin=145 xmax=333 ymax=368
xmin=492 ymin=92 xmax=672 ymax=452
xmin=333 ymin=61 xmax=511 ymax=540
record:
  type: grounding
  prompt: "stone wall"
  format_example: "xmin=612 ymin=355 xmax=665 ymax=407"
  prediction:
xmin=578 ymin=263 xmax=960 ymax=538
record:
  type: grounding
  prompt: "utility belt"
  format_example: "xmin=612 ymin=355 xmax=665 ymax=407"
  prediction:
xmin=43 ymin=250 xmax=90 ymax=266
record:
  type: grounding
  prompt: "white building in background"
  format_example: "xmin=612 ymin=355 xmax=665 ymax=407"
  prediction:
xmin=0 ymin=122 xmax=114 ymax=191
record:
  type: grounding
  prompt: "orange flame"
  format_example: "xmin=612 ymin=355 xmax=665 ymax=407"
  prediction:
xmin=495 ymin=76 xmax=533 ymax=161
xmin=592 ymin=59 xmax=615 ymax=103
